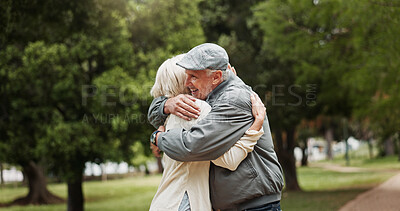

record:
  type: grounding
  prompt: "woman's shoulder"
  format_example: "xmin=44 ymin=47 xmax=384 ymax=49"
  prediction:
xmin=195 ymin=99 xmax=211 ymax=112
xmin=165 ymin=99 xmax=210 ymax=130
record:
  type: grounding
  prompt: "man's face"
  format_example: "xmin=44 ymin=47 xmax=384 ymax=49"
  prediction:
xmin=185 ymin=69 xmax=215 ymax=100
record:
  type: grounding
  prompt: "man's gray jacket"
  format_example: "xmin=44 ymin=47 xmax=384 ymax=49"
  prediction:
xmin=148 ymin=71 xmax=284 ymax=211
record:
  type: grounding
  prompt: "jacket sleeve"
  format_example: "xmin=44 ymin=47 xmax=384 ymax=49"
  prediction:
xmin=157 ymin=101 xmax=254 ymax=162
xmin=211 ymin=128 xmax=264 ymax=171
xmin=147 ymin=96 xmax=169 ymax=128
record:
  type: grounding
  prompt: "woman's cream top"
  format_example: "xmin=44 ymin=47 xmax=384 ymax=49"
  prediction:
xmin=149 ymin=99 xmax=264 ymax=211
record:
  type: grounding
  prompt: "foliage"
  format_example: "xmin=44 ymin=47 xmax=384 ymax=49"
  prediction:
xmin=198 ymin=0 xmax=265 ymax=86
xmin=253 ymin=0 xmax=400 ymax=136
xmin=1 ymin=0 xmax=206 ymax=208
xmin=1 ymin=0 xmax=399 ymax=208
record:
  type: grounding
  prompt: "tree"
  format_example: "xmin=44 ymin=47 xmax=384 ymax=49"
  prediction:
xmin=297 ymin=121 xmax=317 ymax=166
xmin=343 ymin=1 xmax=400 ymax=157
xmin=253 ymin=0 xmax=400 ymax=188
xmin=0 ymin=0 xmax=138 ymax=209
xmin=127 ymin=0 xmax=206 ymax=172
xmin=0 ymin=0 xmax=119 ymax=206
xmin=199 ymin=0 xmax=314 ymax=191
xmin=27 ymin=4 xmax=139 ymax=210
xmin=1 ymin=0 xmax=206 ymax=210
xmin=252 ymin=0 xmax=330 ymax=190
xmin=0 ymin=44 xmax=65 ymax=205
xmin=198 ymin=0 xmax=265 ymax=86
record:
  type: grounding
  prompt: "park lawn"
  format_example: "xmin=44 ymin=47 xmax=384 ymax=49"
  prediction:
xmin=280 ymin=166 xmax=396 ymax=211
xmin=0 ymin=161 xmax=398 ymax=211
xmin=0 ymin=176 xmax=160 ymax=211
xmin=324 ymin=155 xmax=400 ymax=170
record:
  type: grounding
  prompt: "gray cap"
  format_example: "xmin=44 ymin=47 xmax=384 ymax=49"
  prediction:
xmin=177 ymin=43 xmax=229 ymax=71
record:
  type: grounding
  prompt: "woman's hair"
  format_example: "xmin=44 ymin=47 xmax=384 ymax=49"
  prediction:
xmin=150 ymin=54 xmax=190 ymax=98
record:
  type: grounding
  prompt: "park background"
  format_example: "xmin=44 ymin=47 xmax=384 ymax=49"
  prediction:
xmin=0 ymin=0 xmax=399 ymax=210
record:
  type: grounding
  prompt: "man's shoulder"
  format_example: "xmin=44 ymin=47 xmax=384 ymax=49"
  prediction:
xmin=219 ymin=84 xmax=252 ymax=111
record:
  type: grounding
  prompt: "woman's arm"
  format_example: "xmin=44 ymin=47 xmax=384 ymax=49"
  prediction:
xmin=212 ymin=92 xmax=266 ymax=171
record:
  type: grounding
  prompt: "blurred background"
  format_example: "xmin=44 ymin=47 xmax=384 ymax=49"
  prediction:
xmin=0 ymin=0 xmax=399 ymax=210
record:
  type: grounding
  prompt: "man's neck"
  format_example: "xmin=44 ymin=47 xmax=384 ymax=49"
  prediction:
xmin=205 ymin=71 xmax=233 ymax=103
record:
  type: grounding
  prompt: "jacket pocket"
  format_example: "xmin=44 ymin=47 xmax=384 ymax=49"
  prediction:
xmin=210 ymin=159 xmax=263 ymax=209
xmin=243 ymin=158 xmax=258 ymax=179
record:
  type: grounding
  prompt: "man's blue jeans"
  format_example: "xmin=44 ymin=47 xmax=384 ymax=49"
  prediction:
xmin=243 ymin=201 xmax=282 ymax=211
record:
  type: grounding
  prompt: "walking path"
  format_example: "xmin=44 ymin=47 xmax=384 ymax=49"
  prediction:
xmin=309 ymin=162 xmax=400 ymax=210
xmin=338 ymin=172 xmax=400 ymax=211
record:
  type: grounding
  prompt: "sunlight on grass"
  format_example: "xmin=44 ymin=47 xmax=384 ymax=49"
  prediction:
xmin=318 ymin=155 xmax=400 ymax=170
xmin=298 ymin=167 xmax=395 ymax=190
xmin=0 ymin=157 xmax=398 ymax=211
xmin=280 ymin=158 xmax=398 ymax=211
xmin=0 ymin=175 xmax=161 ymax=211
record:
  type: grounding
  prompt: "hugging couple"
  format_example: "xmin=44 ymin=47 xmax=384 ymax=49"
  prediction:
xmin=148 ymin=43 xmax=284 ymax=211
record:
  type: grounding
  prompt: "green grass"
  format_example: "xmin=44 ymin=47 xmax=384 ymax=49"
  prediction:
xmin=0 ymin=176 xmax=160 ymax=211
xmin=0 ymin=157 xmax=398 ymax=211
xmin=281 ymin=189 xmax=367 ymax=211
xmin=280 ymin=167 xmax=395 ymax=211
xmin=318 ymin=155 xmax=400 ymax=170
xmin=280 ymin=157 xmax=399 ymax=211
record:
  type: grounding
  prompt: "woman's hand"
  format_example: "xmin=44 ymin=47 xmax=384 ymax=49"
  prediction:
xmin=150 ymin=144 xmax=161 ymax=158
xmin=157 ymin=125 xmax=166 ymax=132
xmin=151 ymin=126 xmax=165 ymax=158
xmin=227 ymin=64 xmax=237 ymax=76
xmin=249 ymin=92 xmax=266 ymax=131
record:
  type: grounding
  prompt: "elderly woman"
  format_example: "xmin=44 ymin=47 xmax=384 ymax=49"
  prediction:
xmin=149 ymin=54 xmax=266 ymax=211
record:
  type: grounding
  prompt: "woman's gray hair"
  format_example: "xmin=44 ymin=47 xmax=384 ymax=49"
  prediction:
xmin=150 ymin=54 xmax=190 ymax=98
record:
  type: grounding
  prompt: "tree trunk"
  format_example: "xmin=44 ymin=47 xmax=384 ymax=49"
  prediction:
xmin=67 ymin=175 xmax=84 ymax=211
xmin=384 ymin=136 xmax=394 ymax=156
xmin=12 ymin=161 xmax=64 ymax=205
xmin=300 ymin=144 xmax=308 ymax=166
xmin=100 ymin=163 xmax=107 ymax=181
xmin=368 ymin=138 xmax=374 ymax=159
xmin=325 ymin=128 xmax=334 ymax=160
xmin=156 ymin=157 xmax=164 ymax=173
xmin=144 ymin=163 xmax=150 ymax=175
xmin=0 ymin=163 xmax=4 ymax=185
xmin=398 ymin=136 xmax=400 ymax=161
xmin=275 ymin=128 xmax=301 ymax=191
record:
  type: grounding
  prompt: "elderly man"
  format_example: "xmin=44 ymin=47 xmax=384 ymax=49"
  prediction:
xmin=148 ymin=43 xmax=284 ymax=211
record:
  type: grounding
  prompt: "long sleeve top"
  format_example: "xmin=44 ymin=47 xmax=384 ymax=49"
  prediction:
xmin=149 ymin=99 xmax=263 ymax=211
xmin=148 ymin=70 xmax=284 ymax=210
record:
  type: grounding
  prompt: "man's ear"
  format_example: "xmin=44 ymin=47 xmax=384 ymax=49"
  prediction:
xmin=212 ymin=70 xmax=223 ymax=85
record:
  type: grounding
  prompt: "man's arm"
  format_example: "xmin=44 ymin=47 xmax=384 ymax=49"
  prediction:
xmin=148 ymin=95 xmax=201 ymax=128
xmin=212 ymin=128 xmax=264 ymax=171
xmin=148 ymin=96 xmax=169 ymax=128
xmin=157 ymin=101 xmax=255 ymax=162
xmin=211 ymin=93 xmax=266 ymax=170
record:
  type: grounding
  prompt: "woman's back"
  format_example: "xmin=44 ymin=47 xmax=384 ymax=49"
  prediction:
xmin=150 ymin=99 xmax=212 ymax=211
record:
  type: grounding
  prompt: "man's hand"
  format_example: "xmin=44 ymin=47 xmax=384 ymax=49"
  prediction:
xmin=163 ymin=94 xmax=201 ymax=121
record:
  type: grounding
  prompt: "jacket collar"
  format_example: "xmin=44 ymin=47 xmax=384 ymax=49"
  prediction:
xmin=206 ymin=71 xmax=236 ymax=104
